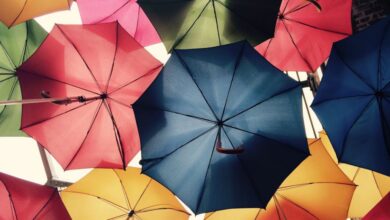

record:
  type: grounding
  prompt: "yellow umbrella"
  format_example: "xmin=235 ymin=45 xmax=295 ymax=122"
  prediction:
xmin=205 ymin=139 xmax=356 ymax=220
xmin=320 ymin=131 xmax=390 ymax=218
xmin=61 ymin=167 xmax=190 ymax=220
xmin=0 ymin=0 xmax=72 ymax=27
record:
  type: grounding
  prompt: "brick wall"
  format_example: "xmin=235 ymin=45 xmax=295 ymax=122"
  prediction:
xmin=352 ymin=0 xmax=390 ymax=32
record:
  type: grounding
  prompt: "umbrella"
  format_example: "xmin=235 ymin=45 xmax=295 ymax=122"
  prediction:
xmin=61 ymin=167 xmax=190 ymax=220
xmin=0 ymin=172 xmax=70 ymax=220
xmin=138 ymin=0 xmax=282 ymax=52
xmin=311 ymin=16 xmax=390 ymax=175
xmin=363 ymin=192 xmax=390 ymax=220
xmin=11 ymin=22 xmax=163 ymax=170
xmin=77 ymin=0 xmax=160 ymax=47
xmin=0 ymin=0 xmax=73 ymax=27
xmin=320 ymin=131 xmax=390 ymax=218
xmin=255 ymin=0 xmax=352 ymax=73
xmin=0 ymin=20 xmax=47 ymax=136
xmin=204 ymin=139 xmax=356 ymax=220
xmin=133 ymin=41 xmax=309 ymax=214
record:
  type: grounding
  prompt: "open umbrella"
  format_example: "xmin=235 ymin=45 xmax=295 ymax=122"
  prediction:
xmin=138 ymin=0 xmax=282 ymax=52
xmin=256 ymin=0 xmax=352 ymax=73
xmin=9 ymin=22 xmax=163 ymax=170
xmin=363 ymin=192 xmax=390 ymax=220
xmin=61 ymin=167 xmax=190 ymax=220
xmin=0 ymin=20 xmax=47 ymax=136
xmin=0 ymin=172 xmax=70 ymax=220
xmin=0 ymin=0 xmax=73 ymax=27
xmin=134 ymin=41 xmax=309 ymax=214
xmin=204 ymin=139 xmax=356 ymax=220
xmin=77 ymin=0 xmax=160 ymax=47
xmin=320 ymin=131 xmax=390 ymax=218
xmin=312 ymin=16 xmax=390 ymax=175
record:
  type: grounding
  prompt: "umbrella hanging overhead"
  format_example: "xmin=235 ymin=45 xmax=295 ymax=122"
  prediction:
xmin=320 ymin=131 xmax=390 ymax=218
xmin=138 ymin=0 xmax=282 ymax=52
xmin=61 ymin=167 xmax=190 ymax=220
xmin=312 ymin=16 xmax=390 ymax=175
xmin=0 ymin=0 xmax=73 ymax=27
xmin=0 ymin=172 xmax=71 ymax=220
xmin=204 ymin=139 xmax=356 ymax=220
xmin=12 ymin=22 xmax=163 ymax=170
xmin=133 ymin=41 xmax=309 ymax=214
xmin=363 ymin=192 xmax=390 ymax=220
xmin=0 ymin=20 xmax=47 ymax=137
xmin=77 ymin=0 xmax=160 ymax=47
xmin=256 ymin=0 xmax=352 ymax=73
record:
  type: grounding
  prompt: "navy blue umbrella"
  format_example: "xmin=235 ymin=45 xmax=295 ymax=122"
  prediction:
xmin=312 ymin=16 xmax=390 ymax=176
xmin=134 ymin=41 xmax=308 ymax=214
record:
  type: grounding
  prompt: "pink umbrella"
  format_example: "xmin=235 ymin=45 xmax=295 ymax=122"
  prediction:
xmin=77 ymin=0 xmax=160 ymax=47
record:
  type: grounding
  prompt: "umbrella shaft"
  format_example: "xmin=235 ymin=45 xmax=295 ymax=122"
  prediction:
xmin=0 ymin=95 xmax=102 ymax=106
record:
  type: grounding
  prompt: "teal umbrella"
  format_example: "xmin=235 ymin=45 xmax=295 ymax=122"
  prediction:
xmin=0 ymin=20 xmax=47 ymax=136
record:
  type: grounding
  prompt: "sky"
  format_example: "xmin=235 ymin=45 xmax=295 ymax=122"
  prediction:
xmin=0 ymin=3 xmax=323 ymax=220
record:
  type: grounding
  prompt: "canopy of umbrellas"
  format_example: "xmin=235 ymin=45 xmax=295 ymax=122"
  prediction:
xmin=0 ymin=0 xmax=389 ymax=219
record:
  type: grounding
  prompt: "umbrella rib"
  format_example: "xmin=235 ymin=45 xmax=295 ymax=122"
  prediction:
xmin=133 ymin=5 xmax=141 ymax=40
xmin=0 ymin=180 xmax=19 ymax=220
xmin=0 ymin=41 xmax=17 ymax=70
xmin=94 ymin=1 xmax=131 ymax=24
xmin=221 ymin=43 xmax=246 ymax=120
xmin=64 ymin=191 xmax=129 ymax=212
xmin=223 ymin=124 xmax=308 ymax=155
xmin=137 ymin=207 xmax=189 ymax=215
xmin=378 ymin=98 xmax=390 ymax=153
xmin=223 ymin=84 xmax=299 ymax=122
xmin=142 ymin=126 xmax=217 ymax=173
xmin=56 ymin=25 xmax=104 ymax=93
xmin=175 ymin=51 xmax=219 ymax=120
xmin=113 ymin=170 xmax=133 ymax=210
xmin=277 ymin=181 xmax=356 ymax=190
xmin=132 ymin=179 xmax=152 ymax=210
xmin=254 ymin=209 xmax=262 ymax=220
xmin=33 ymin=190 xmax=57 ymax=219
xmin=378 ymin=22 xmax=390 ymax=89
xmin=273 ymin=196 xmax=288 ymax=220
xmin=283 ymin=17 xmax=351 ymax=36
xmin=281 ymin=0 xmax=291 ymax=15
xmin=0 ymin=67 xmax=15 ymax=73
xmin=280 ymin=19 xmax=315 ymax=72
xmin=107 ymin=214 xmax=128 ymax=220
xmin=312 ymin=94 xmax=373 ymax=107
xmin=338 ymin=97 xmax=376 ymax=161
xmin=372 ymin=171 xmax=385 ymax=197
xmin=64 ymin=101 xmax=103 ymax=169
xmin=276 ymin=194 xmax=320 ymax=220
xmin=21 ymin=99 xmax=97 ymax=130
xmin=262 ymin=37 xmax=274 ymax=58
xmin=352 ymin=168 xmax=360 ymax=182
xmin=8 ymin=0 xmax=28 ymax=27
xmin=108 ymin=64 xmax=162 ymax=95
xmin=283 ymin=2 xmax=310 ymax=16
xmin=211 ymin=0 xmax=222 ymax=45
xmin=170 ymin=1 xmax=211 ymax=50
xmin=18 ymin=21 xmax=30 ymax=66
xmin=17 ymin=69 xmax=100 ymax=95
xmin=105 ymin=22 xmax=119 ymax=93
xmin=0 ymin=75 xmax=16 ymax=83
xmin=0 ymin=77 xmax=18 ymax=117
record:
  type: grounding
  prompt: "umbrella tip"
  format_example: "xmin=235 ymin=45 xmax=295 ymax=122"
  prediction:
xmin=100 ymin=93 xmax=108 ymax=99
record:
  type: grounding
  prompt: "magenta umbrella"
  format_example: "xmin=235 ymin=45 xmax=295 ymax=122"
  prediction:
xmin=77 ymin=0 xmax=160 ymax=47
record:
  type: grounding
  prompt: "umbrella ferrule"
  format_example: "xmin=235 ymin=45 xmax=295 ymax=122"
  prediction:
xmin=128 ymin=210 xmax=135 ymax=217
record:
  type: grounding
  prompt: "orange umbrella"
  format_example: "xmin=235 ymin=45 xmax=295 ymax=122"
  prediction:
xmin=0 ymin=0 xmax=72 ymax=27
xmin=205 ymin=139 xmax=356 ymax=220
xmin=320 ymin=131 xmax=390 ymax=218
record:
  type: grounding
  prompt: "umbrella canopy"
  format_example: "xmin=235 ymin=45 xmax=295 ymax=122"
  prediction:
xmin=61 ymin=167 xmax=190 ymax=220
xmin=363 ymin=192 xmax=390 ymax=220
xmin=320 ymin=131 xmax=390 ymax=218
xmin=77 ymin=0 xmax=160 ymax=47
xmin=133 ymin=41 xmax=309 ymax=214
xmin=16 ymin=22 xmax=163 ymax=170
xmin=312 ymin=16 xmax=390 ymax=175
xmin=204 ymin=139 xmax=356 ymax=220
xmin=138 ymin=0 xmax=282 ymax=52
xmin=256 ymin=0 xmax=352 ymax=72
xmin=0 ymin=20 xmax=47 ymax=137
xmin=0 ymin=0 xmax=73 ymax=27
xmin=0 ymin=172 xmax=70 ymax=220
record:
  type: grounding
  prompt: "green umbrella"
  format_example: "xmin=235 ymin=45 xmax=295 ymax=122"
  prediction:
xmin=138 ymin=0 xmax=282 ymax=52
xmin=0 ymin=20 xmax=47 ymax=136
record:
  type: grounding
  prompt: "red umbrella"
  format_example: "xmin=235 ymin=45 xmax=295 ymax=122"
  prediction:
xmin=15 ymin=22 xmax=163 ymax=170
xmin=256 ymin=0 xmax=352 ymax=72
xmin=77 ymin=0 xmax=160 ymax=47
xmin=363 ymin=192 xmax=390 ymax=220
xmin=0 ymin=172 xmax=70 ymax=220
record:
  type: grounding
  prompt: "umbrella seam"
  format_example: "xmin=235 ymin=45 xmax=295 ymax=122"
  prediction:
xmin=133 ymin=4 xmax=141 ymax=40
xmin=0 ymin=77 xmax=18 ymax=120
xmin=372 ymin=171 xmax=385 ymax=198
xmin=0 ymin=180 xmax=19 ymax=220
xmin=283 ymin=17 xmax=351 ymax=36
xmin=312 ymin=94 xmax=373 ymax=107
xmin=63 ymin=191 xmax=129 ymax=212
xmin=104 ymin=22 xmax=119 ymax=93
xmin=17 ymin=21 xmax=29 ymax=66
xmin=33 ymin=190 xmax=57 ymax=219
xmin=0 ymin=41 xmax=17 ymax=69
xmin=276 ymin=194 xmax=320 ymax=219
xmin=262 ymin=37 xmax=274 ymax=58
xmin=378 ymin=22 xmax=390 ymax=90
xmin=277 ymin=181 xmax=357 ymax=190
xmin=137 ymin=207 xmax=190 ymax=215
xmin=273 ymin=195 xmax=287 ymax=220
xmin=112 ymin=169 xmax=133 ymax=210
xmin=93 ymin=1 xmax=131 ymax=24
xmin=211 ymin=0 xmax=222 ymax=46
xmin=132 ymin=179 xmax=152 ymax=210
xmin=8 ymin=0 xmax=28 ymax=27
xmin=282 ymin=2 xmax=310 ymax=16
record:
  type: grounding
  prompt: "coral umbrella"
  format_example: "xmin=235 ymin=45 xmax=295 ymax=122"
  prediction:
xmin=312 ymin=16 xmax=390 ymax=175
xmin=204 ymin=139 xmax=356 ymax=220
xmin=0 ymin=0 xmax=73 ymax=27
xmin=363 ymin=192 xmax=390 ymax=220
xmin=12 ymin=22 xmax=163 ymax=170
xmin=320 ymin=131 xmax=390 ymax=218
xmin=0 ymin=172 xmax=71 ymax=220
xmin=0 ymin=20 xmax=47 ymax=136
xmin=138 ymin=0 xmax=282 ymax=52
xmin=256 ymin=0 xmax=352 ymax=72
xmin=61 ymin=167 xmax=190 ymax=220
xmin=77 ymin=0 xmax=160 ymax=47
xmin=134 ymin=41 xmax=309 ymax=214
